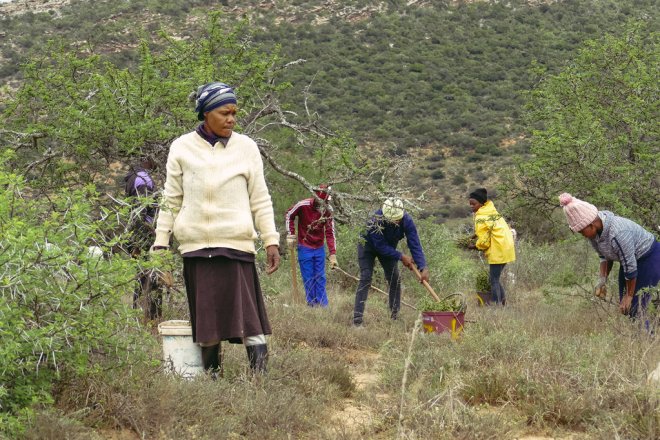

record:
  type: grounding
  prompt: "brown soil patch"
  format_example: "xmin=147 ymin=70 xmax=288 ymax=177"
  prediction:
xmin=329 ymin=350 xmax=384 ymax=437
xmin=97 ymin=429 xmax=140 ymax=440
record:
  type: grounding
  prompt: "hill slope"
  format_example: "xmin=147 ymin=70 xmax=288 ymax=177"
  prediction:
xmin=1 ymin=0 xmax=656 ymax=219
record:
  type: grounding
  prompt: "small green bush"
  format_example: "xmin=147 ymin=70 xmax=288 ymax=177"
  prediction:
xmin=0 ymin=159 xmax=150 ymax=436
xmin=476 ymin=269 xmax=491 ymax=292
xmin=430 ymin=169 xmax=445 ymax=180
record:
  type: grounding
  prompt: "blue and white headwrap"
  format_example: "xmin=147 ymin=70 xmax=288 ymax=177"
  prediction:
xmin=194 ymin=82 xmax=237 ymax=121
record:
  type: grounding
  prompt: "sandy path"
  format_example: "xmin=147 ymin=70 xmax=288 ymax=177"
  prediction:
xmin=329 ymin=350 xmax=388 ymax=438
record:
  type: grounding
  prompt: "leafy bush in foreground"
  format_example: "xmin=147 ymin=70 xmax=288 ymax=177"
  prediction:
xmin=0 ymin=156 xmax=149 ymax=436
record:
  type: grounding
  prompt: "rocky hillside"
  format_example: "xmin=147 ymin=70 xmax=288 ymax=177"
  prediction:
xmin=0 ymin=0 xmax=70 ymax=16
xmin=1 ymin=0 xmax=656 ymax=220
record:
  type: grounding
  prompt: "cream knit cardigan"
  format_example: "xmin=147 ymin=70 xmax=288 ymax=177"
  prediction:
xmin=153 ymin=131 xmax=280 ymax=254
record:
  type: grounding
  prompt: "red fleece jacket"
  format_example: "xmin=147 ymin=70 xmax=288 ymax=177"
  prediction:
xmin=285 ymin=198 xmax=336 ymax=254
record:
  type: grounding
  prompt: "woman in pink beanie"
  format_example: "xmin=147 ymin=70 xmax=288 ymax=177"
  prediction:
xmin=559 ymin=193 xmax=659 ymax=319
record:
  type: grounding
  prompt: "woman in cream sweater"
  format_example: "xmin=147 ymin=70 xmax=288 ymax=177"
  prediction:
xmin=152 ymin=82 xmax=280 ymax=375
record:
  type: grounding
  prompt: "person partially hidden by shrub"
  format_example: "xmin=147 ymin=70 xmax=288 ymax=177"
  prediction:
xmin=467 ymin=188 xmax=516 ymax=306
xmin=559 ymin=193 xmax=659 ymax=323
xmin=124 ymin=155 xmax=165 ymax=320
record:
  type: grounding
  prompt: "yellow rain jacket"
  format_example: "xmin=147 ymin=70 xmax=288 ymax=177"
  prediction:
xmin=474 ymin=200 xmax=516 ymax=264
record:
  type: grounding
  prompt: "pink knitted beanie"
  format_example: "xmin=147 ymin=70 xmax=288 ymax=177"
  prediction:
xmin=558 ymin=193 xmax=599 ymax=232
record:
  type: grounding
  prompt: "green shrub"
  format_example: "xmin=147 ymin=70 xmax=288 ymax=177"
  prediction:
xmin=475 ymin=269 xmax=491 ymax=292
xmin=451 ymin=174 xmax=467 ymax=185
xmin=0 ymin=159 xmax=150 ymax=436
xmin=413 ymin=220 xmax=477 ymax=296
xmin=430 ymin=169 xmax=445 ymax=180
xmin=511 ymin=23 xmax=659 ymax=233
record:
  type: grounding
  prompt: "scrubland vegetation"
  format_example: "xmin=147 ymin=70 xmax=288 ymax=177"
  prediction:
xmin=6 ymin=220 xmax=658 ymax=439
xmin=1 ymin=0 xmax=658 ymax=216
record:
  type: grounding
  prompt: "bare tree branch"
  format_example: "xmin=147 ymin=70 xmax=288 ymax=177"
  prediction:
xmin=0 ymin=129 xmax=47 ymax=139
xmin=25 ymin=148 xmax=60 ymax=173
xmin=0 ymin=130 xmax=48 ymax=151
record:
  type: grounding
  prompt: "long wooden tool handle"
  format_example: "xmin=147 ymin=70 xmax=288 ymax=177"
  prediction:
xmin=289 ymin=243 xmax=301 ymax=304
xmin=334 ymin=266 xmax=417 ymax=310
xmin=410 ymin=265 xmax=441 ymax=302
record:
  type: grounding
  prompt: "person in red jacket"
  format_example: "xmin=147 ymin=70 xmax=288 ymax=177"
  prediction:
xmin=285 ymin=185 xmax=337 ymax=307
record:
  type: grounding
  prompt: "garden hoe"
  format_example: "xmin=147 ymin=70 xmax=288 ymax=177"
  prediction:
xmin=410 ymin=265 xmax=441 ymax=302
xmin=288 ymin=241 xmax=302 ymax=304
xmin=333 ymin=265 xmax=417 ymax=310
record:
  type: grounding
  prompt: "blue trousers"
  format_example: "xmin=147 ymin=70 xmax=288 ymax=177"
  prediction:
xmin=298 ymin=245 xmax=328 ymax=307
xmin=618 ymin=240 xmax=660 ymax=320
xmin=353 ymin=244 xmax=401 ymax=324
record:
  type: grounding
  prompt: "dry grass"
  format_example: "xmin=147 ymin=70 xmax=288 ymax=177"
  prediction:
xmin=21 ymin=238 xmax=660 ymax=439
xmin=377 ymin=288 xmax=659 ymax=439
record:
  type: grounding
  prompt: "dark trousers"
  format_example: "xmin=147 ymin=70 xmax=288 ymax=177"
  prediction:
xmin=489 ymin=263 xmax=506 ymax=305
xmin=353 ymin=244 xmax=401 ymax=324
xmin=133 ymin=272 xmax=163 ymax=320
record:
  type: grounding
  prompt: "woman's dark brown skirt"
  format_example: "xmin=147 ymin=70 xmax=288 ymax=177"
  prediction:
xmin=183 ymin=256 xmax=271 ymax=344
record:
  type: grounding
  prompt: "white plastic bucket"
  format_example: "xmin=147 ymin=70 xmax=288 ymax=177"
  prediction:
xmin=157 ymin=320 xmax=203 ymax=378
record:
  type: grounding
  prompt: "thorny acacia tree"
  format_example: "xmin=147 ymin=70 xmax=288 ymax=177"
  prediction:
xmin=0 ymin=13 xmax=418 ymax=225
xmin=509 ymin=23 xmax=659 ymax=236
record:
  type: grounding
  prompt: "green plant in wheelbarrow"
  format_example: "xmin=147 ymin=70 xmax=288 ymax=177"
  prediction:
xmin=475 ymin=270 xmax=492 ymax=306
xmin=418 ymin=293 xmax=466 ymax=312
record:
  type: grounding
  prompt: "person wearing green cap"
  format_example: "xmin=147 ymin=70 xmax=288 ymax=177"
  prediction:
xmin=352 ymin=198 xmax=429 ymax=326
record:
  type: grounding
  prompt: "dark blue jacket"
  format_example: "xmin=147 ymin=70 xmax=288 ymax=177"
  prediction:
xmin=362 ymin=209 xmax=427 ymax=270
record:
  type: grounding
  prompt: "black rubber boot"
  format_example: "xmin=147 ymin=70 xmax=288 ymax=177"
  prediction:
xmin=201 ymin=344 xmax=222 ymax=379
xmin=245 ymin=344 xmax=268 ymax=374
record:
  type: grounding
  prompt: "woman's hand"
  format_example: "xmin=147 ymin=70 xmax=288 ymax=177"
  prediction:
xmin=619 ymin=278 xmax=637 ymax=315
xmin=420 ymin=267 xmax=430 ymax=283
xmin=265 ymin=245 xmax=280 ymax=274
xmin=619 ymin=295 xmax=633 ymax=315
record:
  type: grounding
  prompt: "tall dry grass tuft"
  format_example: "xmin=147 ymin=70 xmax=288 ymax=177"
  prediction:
xmin=398 ymin=315 xmax=423 ymax=438
xmin=49 ymin=341 xmax=356 ymax=439
xmin=22 ymin=410 xmax=101 ymax=440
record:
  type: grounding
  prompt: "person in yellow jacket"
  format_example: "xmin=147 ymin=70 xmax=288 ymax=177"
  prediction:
xmin=467 ymin=188 xmax=516 ymax=305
